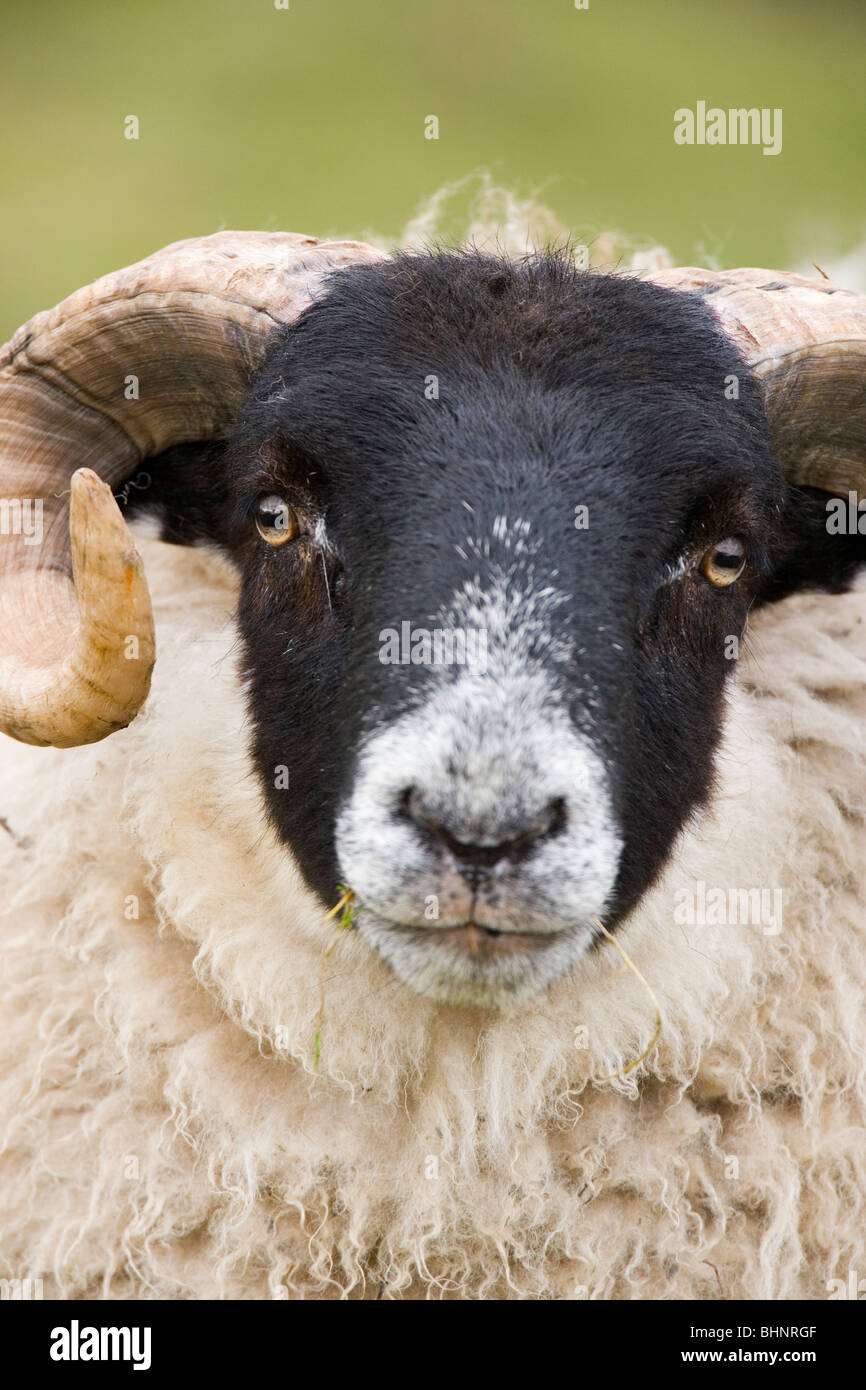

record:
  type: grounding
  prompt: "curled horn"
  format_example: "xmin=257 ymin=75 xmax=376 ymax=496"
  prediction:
xmin=0 ymin=231 xmax=386 ymax=747
xmin=649 ymin=266 xmax=866 ymax=496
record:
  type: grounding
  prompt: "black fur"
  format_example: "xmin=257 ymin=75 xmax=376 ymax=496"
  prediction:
xmin=122 ymin=251 xmax=864 ymax=924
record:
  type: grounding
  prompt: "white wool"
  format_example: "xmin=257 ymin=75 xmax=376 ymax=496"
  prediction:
xmin=396 ymin=172 xmax=672 ymax=271
xmin=0 ymin=186 xmax=863 ymax=1297
xmin=1 ymin=536 xmax=864 ymax=1299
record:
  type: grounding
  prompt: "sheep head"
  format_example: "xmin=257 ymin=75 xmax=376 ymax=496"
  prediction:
xmin=1 ymin=234 xmax=864 ymax=1007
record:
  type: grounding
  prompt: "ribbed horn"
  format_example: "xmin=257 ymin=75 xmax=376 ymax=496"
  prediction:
xmin=0 ymin=230 xmax=386 ymax=747
xmin=649 ymin=266 xmax=866 ymax=496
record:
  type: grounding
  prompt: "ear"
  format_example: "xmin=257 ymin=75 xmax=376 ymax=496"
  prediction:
xmin=758 ymin=484 xmax=866 ymax=606
xmin=116 ymin=440 xmax=234 ymax=552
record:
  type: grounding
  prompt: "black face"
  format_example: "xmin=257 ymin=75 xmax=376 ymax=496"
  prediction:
xmin=124 ymin=252 xmax=865 ymax=1007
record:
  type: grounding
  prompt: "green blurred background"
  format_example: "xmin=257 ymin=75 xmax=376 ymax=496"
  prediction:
xmin=1 ymin=0 xmax=864 ymax=337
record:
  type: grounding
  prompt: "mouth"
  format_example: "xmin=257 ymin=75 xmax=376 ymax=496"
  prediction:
xmin=356 ymin=910 xmax=590 ymax=1007
xmin=390 ymin=920 xmax=562 ymax=960
xmin=351 ymin=905 xmax=596 ymax=1006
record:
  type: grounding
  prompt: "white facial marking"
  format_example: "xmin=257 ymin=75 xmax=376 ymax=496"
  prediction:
xmin=336 ymin=532 xmax=623 ymax=1008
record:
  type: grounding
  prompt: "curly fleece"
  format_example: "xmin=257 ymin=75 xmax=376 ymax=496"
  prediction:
xmin=0 ymin=539 xmax=864 ymax=1300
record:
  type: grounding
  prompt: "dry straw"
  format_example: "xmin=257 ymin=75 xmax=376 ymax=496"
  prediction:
xmin=314 ymin=886 xmax=358 ymax=1070
xmin=311 ymin=895 xmax=662 ymax=1081
xmin=591 ymin=916 xmax=663 ymax=1081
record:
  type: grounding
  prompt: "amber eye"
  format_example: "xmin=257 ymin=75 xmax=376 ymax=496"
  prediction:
xmin=255 ymin=495 xmax=298 ymax=547
xmin=700 ymin=538 xmax=746 ymax=587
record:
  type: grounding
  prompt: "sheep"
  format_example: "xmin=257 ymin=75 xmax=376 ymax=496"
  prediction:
xmin=0 ymin=228 xmax=864 ymax=1300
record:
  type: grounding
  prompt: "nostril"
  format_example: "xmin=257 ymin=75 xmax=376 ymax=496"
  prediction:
xmin=397 ymin=789 xmax=567 ymax=870
xmin=398 ymin=786 xmax=420 ymax=820
xmin=537 ymin=796 xmax=567 ymax=839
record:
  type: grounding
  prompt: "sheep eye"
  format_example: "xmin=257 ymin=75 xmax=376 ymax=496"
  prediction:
xmin=255 ymin=494 xmax=298 ymax=547
xmin=700 ymin=538 xmax=746 ymax=587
